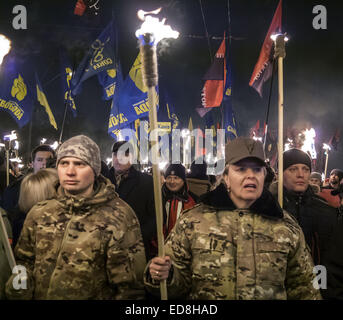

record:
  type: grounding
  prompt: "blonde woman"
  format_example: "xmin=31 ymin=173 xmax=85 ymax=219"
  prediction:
xmin=11 ymin=168 xmax=58 ymax=247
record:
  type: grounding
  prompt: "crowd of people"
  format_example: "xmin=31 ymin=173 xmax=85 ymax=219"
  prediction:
xmin=0 ymin=135 xmax=342 ymax=300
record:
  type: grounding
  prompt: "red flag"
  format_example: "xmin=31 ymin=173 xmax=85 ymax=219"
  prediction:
xmin=74 ymin=0 xmax=86 ymax=16
xmin=249 ymin=0 xmax=282 ymax=97
xmin=201 ymin=35 xmax=226 ymax=108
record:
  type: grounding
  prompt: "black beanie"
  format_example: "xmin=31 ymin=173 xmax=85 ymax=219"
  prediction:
xmin=283 ymin=149 xmax=312 ymax=171
xmin=164 ymin=164 xmax=186 ymax=182
xmin=330 ymin=169 xmax=343 ymax=181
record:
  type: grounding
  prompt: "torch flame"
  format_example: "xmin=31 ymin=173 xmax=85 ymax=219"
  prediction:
xmin=0 ymin=34 xmax=11 ymax=65
xmin=136 ymin=8 xmax=179 ymax=44
xmin=301 ymin=128 xmax=317 ymax=159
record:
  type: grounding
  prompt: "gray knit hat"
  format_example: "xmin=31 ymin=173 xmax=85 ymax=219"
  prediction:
xmin=57 ymin=135 xmax=101 ymax=176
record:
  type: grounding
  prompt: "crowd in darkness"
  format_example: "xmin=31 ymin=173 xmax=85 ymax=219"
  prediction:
xmin=0 ymin=135 xmax=342 ymax=300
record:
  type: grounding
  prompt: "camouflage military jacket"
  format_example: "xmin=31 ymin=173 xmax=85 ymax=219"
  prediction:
xmin=6 ymin=176 xmax=146 ymax=300
xmin=145 ymin=184 xmax=322 ymax=300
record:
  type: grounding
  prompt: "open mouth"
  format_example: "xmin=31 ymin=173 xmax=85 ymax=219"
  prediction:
xmin=244 ymin=184 xmax=257 ymax=189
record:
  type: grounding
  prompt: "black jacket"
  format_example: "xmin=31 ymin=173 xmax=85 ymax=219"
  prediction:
xmin=281 ymin=186 xmax=338 ymax=266
xmin=1 ymin=176 xmax=23 ymax=212
xmin=109 ymin=166 xmax=156 ymax=260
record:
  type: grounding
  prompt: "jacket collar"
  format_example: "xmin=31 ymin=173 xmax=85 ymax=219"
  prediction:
xmin=201 ymin=183 xmax=283 ymax=220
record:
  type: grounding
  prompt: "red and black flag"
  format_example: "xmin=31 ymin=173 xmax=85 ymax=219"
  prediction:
xmin=249 ymin=0 xmax=282 ymax=97
xmin=201 ymin=35 xmax=226 ymax=108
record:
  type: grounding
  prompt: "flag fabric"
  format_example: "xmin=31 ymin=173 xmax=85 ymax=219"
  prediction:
xmin=249 ymin=0 xmax=282 ymax=97
xmin=195 ymin=107 xmax=213 ymax=118
xmin=60 ymin=48 xmax=77 ymax=117
xmin=74 ymin=0 xmax=87 ymax=16
xmin=108 ymin=52 xmax=159 ymax=136
xmin=35 ymin=73 xmax=58 ymax=130
xmin=222 ymin=58 xmax=238 ymax=141
xmin=328 ymin=129 xmax=341 ymax=151
xmin=201 ymin=36 xmax=226 ymax=108
xmin=71 ymin=20 xmax=116 ymax=95
xmin=250 ymin=120 xmax=260 ymax=137
xmin=0 ymin=58 xmax=34 ymax=128
xmin=97 ymin=63 xmax=123 ymax=101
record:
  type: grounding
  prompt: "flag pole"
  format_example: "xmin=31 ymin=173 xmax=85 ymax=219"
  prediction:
xmin=0 ymin=211 xmax=16 ymax=271
xmin=273 ymin=34 xmax=287 ymax=208
xmin=139 ymin=33 xmax=167 ymax=300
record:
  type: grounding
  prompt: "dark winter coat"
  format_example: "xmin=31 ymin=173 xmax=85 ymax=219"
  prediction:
xmin=1 ymin=176 xmax=23 ymax=213
xmin=109 ymin=166 xmax=156 ymax=260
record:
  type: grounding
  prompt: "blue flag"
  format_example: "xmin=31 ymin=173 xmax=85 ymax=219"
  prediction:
xmin=97 ymin=62 xmax=123 ymax=101
xmin=60 ymin=48 xmax=77 ymax=117
xmin=35 ymin=73 xmax=58 ymax=130
xmin=108 ymin=52 xmax=159 ymax=136
xmin=71 ymin=20 xmax=116 ymax=95
xmin=0 ymin=58 xmax=34 ymax=128
xmin=223 ymin=59 xmax=238 ymax=141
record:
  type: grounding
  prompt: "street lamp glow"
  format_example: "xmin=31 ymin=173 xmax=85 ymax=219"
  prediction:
xmin=136 ymin=8 xmax=179 ymax=44
xmin=0 ymin=34 xmax=11 ymax=65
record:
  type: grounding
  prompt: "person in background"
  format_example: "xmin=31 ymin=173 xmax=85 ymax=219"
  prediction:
xmin=1 ymin=144 xmax=56 ymax=213
xmin=110 ymin=141 xmax=156 ymax=260
xmin=319 ymin=169 xmax=343 ymax=208
xmin=162 ymin=164 xmax=198 ymax=238
xmin=10 ymin=168 xmax=59 ymax=247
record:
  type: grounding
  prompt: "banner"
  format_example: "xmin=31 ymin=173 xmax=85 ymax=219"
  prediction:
xmin=0 ymin=58 xmax=34 ymax=128
xmin=108 ymin=52 xmax=159 ymax=136
xmin=249 ymin=0 xmax=282 ymax=97
xmin=72 ymin=20 xmax=116 ymax=95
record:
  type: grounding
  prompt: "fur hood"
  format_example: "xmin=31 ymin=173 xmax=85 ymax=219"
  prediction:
xmin=201 ymin=183 xmax=283 ymax=220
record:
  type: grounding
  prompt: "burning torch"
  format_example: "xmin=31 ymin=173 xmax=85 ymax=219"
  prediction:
xmin=136 ymin=8 xmax=179 ymax=300
xmin=271 ymin=33 xmax=288 ymax=208
xmin=323 ymin=143 xmax=331 ymax=179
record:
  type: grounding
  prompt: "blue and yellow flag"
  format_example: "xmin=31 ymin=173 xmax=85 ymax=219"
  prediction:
xmin=60 ymin=48 xmax=77 ymax=117
xmin=71 ymin=20 xmax=116 ymax=95
xmin=35 ymin=73 xmax=58 ymax=130
xmin=0 ymin=58 xmax=34 ymax=128
xmin=108 ymin=52 xmax=159 ymax=136
xmin=97 ymin=62 xmax=123 ymax=101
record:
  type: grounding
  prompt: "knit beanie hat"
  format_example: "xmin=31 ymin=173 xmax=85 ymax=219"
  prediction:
xmin=164 ymin=164 xmax=186 ymax=182
xmin=283 ymin=149 xmax=312 ymax=172
xmin=310 ymin=172 xmax=322 ymax=181
xmin=330 ymin=169 xmax=343 ymax=181
xmin=57 ymin=135 xmax=101 ymax=176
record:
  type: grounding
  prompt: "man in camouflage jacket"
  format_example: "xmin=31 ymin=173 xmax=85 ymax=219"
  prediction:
xmin=6 ymin=135 xmax=146 ymax=300
xmin=145 ymin=138 xmax=321 ymax=300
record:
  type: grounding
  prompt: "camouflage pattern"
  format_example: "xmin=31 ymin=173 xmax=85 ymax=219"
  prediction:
xmin=6 ymin=176 xmax=146 ymax=300
xmin=145 ymin=204 xmax=322 ymax=300
xmin=57 ymin=135 xmax=101 ymax=176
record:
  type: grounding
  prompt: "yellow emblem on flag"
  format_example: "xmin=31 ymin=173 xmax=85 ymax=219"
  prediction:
xmin=129 ymin=53 xmax=148 ymax=93
xmin=11 ymin=74 xmax=27 ymax=101
xmin=107 ymin=68 xmax=116 ymax=78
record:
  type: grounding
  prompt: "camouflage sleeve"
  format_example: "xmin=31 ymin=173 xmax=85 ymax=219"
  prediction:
xmin=285 ymin=225 xmax=322 ymax=300
xmin=106 ymin=210 xmax=146 ymax=300
xmin=144 ymin=217 xmax=193 ymax=299
xmin=5 ymin=208 xmax=36 ymax=300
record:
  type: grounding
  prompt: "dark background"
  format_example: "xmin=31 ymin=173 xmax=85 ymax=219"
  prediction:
xmin=0 ymin=0 xmax=342 ymax=171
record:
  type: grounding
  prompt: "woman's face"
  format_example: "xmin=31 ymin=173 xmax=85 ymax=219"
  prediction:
xmin=224 ymin=159 xmax=266 ymax=209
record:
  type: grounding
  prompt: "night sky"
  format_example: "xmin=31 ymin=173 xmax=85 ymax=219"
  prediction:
xmin=0 ymin=0 xmax=342 ymax=171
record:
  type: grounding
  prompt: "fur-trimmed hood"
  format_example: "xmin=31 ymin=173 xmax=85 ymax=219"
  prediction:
xmin=200 ymin=183 xmax=283 ymax=220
